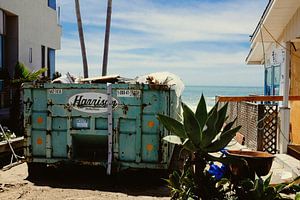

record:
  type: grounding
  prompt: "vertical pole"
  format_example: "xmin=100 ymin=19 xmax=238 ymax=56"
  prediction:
xmin=107 ymin=83 xmax=113 ymax=175
xmin=257 ymin=104 xmax=264 ymax=151
xmin=102 ymin=0 xmax=112 ymax=76
xmin=279 ymin=42 xmax=291 ymax=153
xmin=75 ymin=0 xmax=89 ymax=78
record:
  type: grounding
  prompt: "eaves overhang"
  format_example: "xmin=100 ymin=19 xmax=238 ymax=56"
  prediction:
xmin=246 ymin=0 xmax=300 ymax=65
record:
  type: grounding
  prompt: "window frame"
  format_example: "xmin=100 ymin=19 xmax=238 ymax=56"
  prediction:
xmin=48 ymin=0 xmax=56 ymax=10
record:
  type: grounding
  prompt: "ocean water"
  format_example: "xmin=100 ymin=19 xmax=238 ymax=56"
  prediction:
xmin=182 ymin=85 xmax=264 ymax=111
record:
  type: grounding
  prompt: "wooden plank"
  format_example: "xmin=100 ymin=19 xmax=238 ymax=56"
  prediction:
xmin=216 ymin=96 xmax=300 ymax=102
xmin=287 ymin=145 xmax=300 ymax=160
xmin=0 ymin=137 xmax=24 ymax=154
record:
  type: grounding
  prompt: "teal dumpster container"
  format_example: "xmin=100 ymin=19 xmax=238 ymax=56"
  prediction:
xmin=23 ymin=83 xmax=181 ymax=174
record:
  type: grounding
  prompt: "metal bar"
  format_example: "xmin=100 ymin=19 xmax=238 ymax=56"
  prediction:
xmin=46 ymin=99 xmax=53 ymax=159
xmin=67 ymin=115 xmax=72 ymax=159
xmin=106 ymin=83 xmax=113 ymax=175
xmin=23 ymin=88 xmax=33 ymax=158
xmin=135 ymin=86 xmax=142 ymax=163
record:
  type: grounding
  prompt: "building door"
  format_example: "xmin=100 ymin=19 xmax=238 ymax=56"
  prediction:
xmin=265 ymin=65 xmax=281 ymax=96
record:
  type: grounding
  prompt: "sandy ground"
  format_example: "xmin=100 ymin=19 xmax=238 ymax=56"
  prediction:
xmin=0 ymin=163 xmax=170 ymax=200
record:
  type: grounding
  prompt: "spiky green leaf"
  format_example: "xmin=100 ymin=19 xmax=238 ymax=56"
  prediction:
xmin=208 ymin=101 xmax=219 ymax=116
xmin=205 ymin=125 xmax=241 ymax=152
xmin=195 ymin=94 xmax=207 ymax=130
xmin=157 ymin=114 xmax=186 ymax=139
xmin=253 ymin=178 xmax=264 ymax=199
xmin=264 ymin=173 xmax=272 ymax=188
xmin=202 ymin=103 xmax=219 ymax=148
xmin=163 ymin=135 xmax=182 ymax=145
xmin=182 ymin=138 xmax=198 ymax=152
xmin=295 ymin=193 xmax=300 ymax=200
xmin=222 ymin=118 xmax=237 ymax=134
xmin=182 ymin=103 xmax=202 ymax=147
xmin=169 ymin=171 xmax=181 ymax=189
xmin=215 ymin=103 xmax=228 ymax=133
xmin=29 ymin=68 xmax=47 ymax=81
xmin=14 ymin=62 xmax=30 ymax=79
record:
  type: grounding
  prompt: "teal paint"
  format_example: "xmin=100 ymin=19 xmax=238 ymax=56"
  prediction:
xmin=23 ymin=83 xmax=180 ymax=172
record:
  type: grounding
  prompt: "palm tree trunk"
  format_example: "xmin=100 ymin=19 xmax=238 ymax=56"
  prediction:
xmin=102 ymin=0 xmax=112 ymax=76
xmin=75 ymin=0 xmax=89 ymax=78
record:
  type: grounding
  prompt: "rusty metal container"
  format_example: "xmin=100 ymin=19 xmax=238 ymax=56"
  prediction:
xmin=23 ymin=83 xmax=180 ymax=174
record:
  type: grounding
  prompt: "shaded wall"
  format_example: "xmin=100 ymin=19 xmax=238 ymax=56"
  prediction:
xmin=5 ymin=14 xmax=18 ymax=78
xmin=290 ymin=44 xmax=300 ymax=145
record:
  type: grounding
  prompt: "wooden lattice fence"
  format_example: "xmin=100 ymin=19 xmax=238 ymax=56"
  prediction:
xmin=221 ymin=101 xmax=278 ymax=154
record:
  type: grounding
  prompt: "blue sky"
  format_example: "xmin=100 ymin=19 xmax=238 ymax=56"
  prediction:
xmin=56 ymin=0 xmax=268 ymax=86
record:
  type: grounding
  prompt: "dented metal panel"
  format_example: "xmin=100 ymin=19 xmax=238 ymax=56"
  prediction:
xmin=23 ymin=83 xmax=179 ymax=172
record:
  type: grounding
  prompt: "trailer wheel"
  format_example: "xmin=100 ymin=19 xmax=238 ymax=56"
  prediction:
xmin=27 ymin=163 xmax=46 ymax=178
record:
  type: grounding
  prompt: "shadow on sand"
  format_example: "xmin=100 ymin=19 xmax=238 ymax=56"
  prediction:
xmin=26 ymin=165 xmax=170 ymax=197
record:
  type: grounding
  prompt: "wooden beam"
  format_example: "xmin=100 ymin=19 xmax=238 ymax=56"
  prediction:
xmin=216 ymin=96 xmax=300 ymax=102
xmin=0 ymin=137 xmax=24 ymax=154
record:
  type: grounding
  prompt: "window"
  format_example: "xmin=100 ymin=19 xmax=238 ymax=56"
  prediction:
xmin=48 ymin=0 xmax=56 ymax=10
xmin=264 ymin=65 xmax=281 ymax=96
xmin=29 ymin=48 xmax=32 ymax=63
xmin=47 ymin=48 xmax=55 ymax=79
xmin=41 ymin=46 xmax=45 ymax=76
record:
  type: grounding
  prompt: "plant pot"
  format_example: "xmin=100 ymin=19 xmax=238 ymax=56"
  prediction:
xmin=227 ymin=150 xmax=275 ymax=179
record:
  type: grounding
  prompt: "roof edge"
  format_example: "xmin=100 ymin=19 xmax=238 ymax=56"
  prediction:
xmin=250 ymin=0 xmax=274 ymax=43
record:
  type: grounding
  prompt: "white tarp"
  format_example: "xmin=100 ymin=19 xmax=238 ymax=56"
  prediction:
xmin=135 ymin=72 xmax=184 ymax=97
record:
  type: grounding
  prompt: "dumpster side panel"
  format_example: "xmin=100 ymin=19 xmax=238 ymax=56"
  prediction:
xmin=24 ymin=83 xmax=179 ymax=171
xmin=52 ymin=131 xmax=67 ymax=157
xmin=31 ymin=130 xmax=46 ymax=156
xmin=140 ymin=90 xmax=164 ymax=163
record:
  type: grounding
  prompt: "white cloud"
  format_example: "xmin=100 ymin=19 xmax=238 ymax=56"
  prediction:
xmin=56 ymin=0 xmax=267 ymax=86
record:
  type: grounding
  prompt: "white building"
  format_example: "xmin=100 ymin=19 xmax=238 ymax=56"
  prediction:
xmin=246 ymin=0 xmax=300 ymax=155
xmin=0 ymin=0 xmax=61 ymax=121
xmin=0 ymin=0 xmax=61 ymax=78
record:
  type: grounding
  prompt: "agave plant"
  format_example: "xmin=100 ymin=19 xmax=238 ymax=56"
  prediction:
xmin=158 ymin=94 xmax=244 ymax=199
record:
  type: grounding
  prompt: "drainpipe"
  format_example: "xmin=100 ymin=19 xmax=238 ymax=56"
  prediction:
xmin=279 ymin=41 xmax=291 ymax=153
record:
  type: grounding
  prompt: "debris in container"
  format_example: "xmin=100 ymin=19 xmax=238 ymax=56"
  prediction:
xmin=52 ymin=72 xmax=76 ymax=83
xmin=80 ymin=74 xmax=121 ymax=83
xmin=135 ymin=72 xmax=184 ymax=97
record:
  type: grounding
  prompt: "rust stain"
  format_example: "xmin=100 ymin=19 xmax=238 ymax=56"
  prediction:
xmin=122 ymin=105 xmax=128 ymax=115
xmin=146 ymin=144 xmax=154 ymax=151
xmin=37 ymin=137 xmax=43 ymax=145
xmin=37 ymin=117 xmax=43 ymax=124
xmin=148 ymin=121 xmax=155 ymax=128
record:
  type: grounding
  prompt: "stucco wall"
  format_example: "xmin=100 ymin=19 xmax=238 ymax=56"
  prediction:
xmin=0 ymin=0 xmax=61 ymax=70
xmin=283 ymin=6 xmax=300 ymax=42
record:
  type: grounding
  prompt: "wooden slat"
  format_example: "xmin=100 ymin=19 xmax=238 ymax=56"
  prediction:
xmin=288 ymin=145 xmax=300 ymax=160
xmin=0 ymin=137 xmax=24 ymax=154
xmin=216 ymin=96 xmax=300 ymax=102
